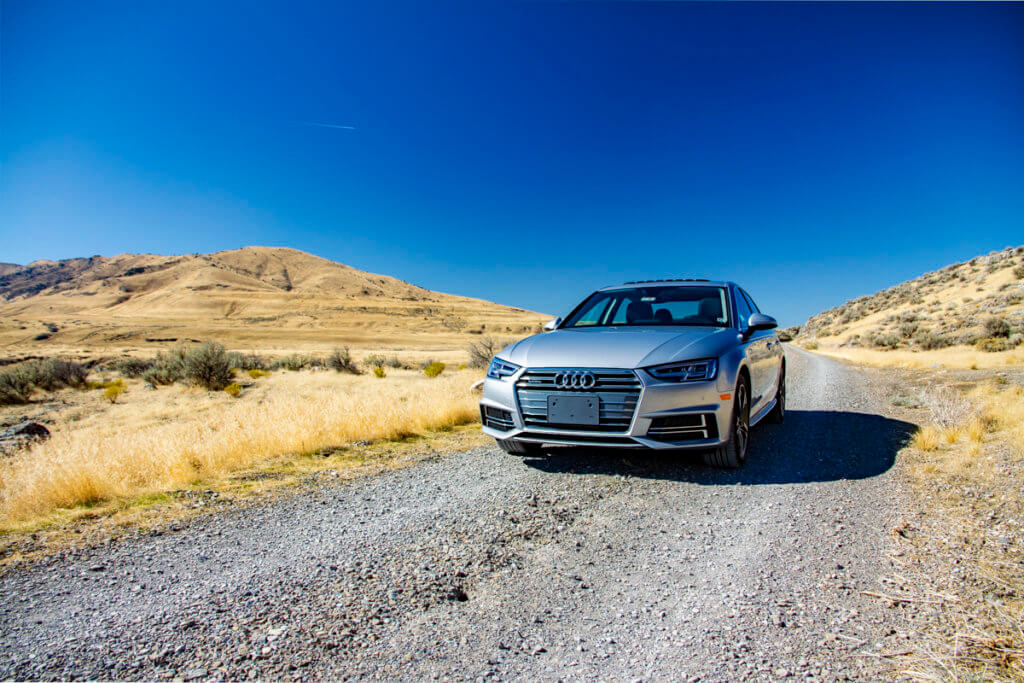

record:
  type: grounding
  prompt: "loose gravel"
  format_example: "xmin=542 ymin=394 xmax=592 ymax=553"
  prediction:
xmin=0 ymin=348 xmax=916 ymax=680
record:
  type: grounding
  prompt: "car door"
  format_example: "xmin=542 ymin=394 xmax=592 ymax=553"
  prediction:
xmin=734 ymin=290 xmax=767 ymax=405
xmin=741 ymin=289 xmax=780 ymax=409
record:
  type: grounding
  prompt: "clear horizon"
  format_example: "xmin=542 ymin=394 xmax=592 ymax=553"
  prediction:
xmin=3 ymin=1 xmax=1022 ymax=327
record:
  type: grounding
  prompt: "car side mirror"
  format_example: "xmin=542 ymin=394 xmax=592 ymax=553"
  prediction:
xmin=744 ymin=313 xmax=778 ymax=339
xmin=543 ymin=317 xmax=562 ymax=332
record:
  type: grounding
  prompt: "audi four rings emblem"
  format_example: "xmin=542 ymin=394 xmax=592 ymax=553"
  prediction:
xmin=554 ymin=371 xmax=597 ymax=389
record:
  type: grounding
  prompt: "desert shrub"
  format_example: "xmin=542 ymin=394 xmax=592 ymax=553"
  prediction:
xmin=843 ymin=334 xmax=864 ymax=348
xmin=804 ymin=341 xmax=818 ymax=350
xmin=114 ymin=357 xmax=154 ymax=378
xmin=955 ymin=330 xmax=985 ymax=347
xmin=143 ymin=345 xmax=188 ymax=385
xmin=373 ymin=366 xmax=386 ymax=379
xmin=226 ymin=352 xmax=267 ymax=371
xmin=0 ymin=367 xmax=34 ymax=405
xmin=913 ymin=329 xmax=952 ymax=350
xmin=919 ymin=386 xmax=974 ymax=428
xmin=142 ymin=366 xmax=177 ymax=386
xmin=898 ymin=322 xmax=919 ymax=339
xmin=1009 ymin=333 xmax=1023 ymax=348
xmin=182 ymin=341 xmax=235 ymax=390
xmin=327 ymin=347 xmax=361 ymax=374
xmin=467 ymin=336 xmax=508 ymax=369
xmin=869 ymin=331 xmax=902 ymax=349
xmin=24 ymin=359 xmax=89 ymax=390
xmin=224 ymin=383 xmax=242 ymax=398
xmin=1013 ymin=265 xmax=1024 ymax=279
xmin=423 ymin=361 xmax=446 ymax=378
xmin=976 ymin=337 xmax=1009 ymax=353
xmin=983 ymin=316 xmax=1011 ymax=338
xmin=103 ymin=379 xmax=125 ymax=404
xmin=271 ymin=353 xmax=319 ymax=371
xmin=364 ymin=354 xmax=405 ymax=369
xmin=247 ymin=368 xmax=269 ymax=379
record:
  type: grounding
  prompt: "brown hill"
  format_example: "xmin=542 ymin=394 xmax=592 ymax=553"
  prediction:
xmin=0 ymin=247 xmax=547 ymax=358
xmin=794 ymin=246 xmax=1024 ymax=356
xmin=0 ymin=264 xmax=21 ymax=278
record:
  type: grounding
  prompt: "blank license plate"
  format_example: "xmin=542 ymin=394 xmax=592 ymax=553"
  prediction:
xmin=547 ymin=394 xmax=599 ymax=425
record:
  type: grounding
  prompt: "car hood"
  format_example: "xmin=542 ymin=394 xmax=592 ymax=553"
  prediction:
xmin=500 ymin=327 xmax=739 ymax=369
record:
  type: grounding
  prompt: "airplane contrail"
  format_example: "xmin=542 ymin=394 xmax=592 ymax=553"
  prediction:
xmin=302 ymin=121 xmax=356 ymax=130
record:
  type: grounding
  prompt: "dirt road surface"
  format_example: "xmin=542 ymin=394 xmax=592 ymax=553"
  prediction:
xmin=0 ymin=348 xmax=915 ymax=680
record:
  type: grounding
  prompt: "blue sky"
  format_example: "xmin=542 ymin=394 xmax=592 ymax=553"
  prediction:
xmin=2 ymin=1 xmax=1022 ymax=326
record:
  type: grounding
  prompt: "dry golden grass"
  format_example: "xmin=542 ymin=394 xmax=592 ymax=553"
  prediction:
xmin=912 ymin=425 xmax=941 ymax=452
xmin=0 ymin=369 xmax=483 ymax=528
xmin=805 ymin=344 xmax=1024 ymax=370
xmin=0 ymin=247 xmax=548 ymax=355
xmin=895 ymin=382 xmax=1024 ymax=680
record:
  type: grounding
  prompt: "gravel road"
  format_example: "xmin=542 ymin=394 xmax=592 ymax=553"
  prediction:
xmin=0 ymin=347 xmax=916 ymax=681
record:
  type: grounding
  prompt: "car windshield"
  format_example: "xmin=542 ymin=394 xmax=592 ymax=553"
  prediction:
xmin=562 ymin=286 xmax=731 ymax=328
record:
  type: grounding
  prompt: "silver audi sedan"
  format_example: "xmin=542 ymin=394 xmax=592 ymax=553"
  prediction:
xmin=480 ymin=280 xmax=785 ymax=468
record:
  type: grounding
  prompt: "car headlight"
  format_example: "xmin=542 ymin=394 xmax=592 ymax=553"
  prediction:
xmin=644 ymin=358 xmax=718 ymax=383
xmin=487 ymin=358 xmax=520 ymax=380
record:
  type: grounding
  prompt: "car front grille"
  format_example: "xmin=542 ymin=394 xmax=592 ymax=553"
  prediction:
xmin=646 ymin=413 xmax=719 ymax=441
xmin=515 ymin=368 xmax=641 ymax=432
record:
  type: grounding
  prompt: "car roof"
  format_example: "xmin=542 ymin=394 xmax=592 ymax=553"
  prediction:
xmin=598 ymin=279 xmax=735 ymax=292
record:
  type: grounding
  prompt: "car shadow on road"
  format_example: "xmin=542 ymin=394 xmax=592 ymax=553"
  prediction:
xmin=519 ymin=409 xmax=917 ymax=485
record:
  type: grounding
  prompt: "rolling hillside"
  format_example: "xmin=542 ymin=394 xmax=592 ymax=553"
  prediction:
xmin=793 ymin=245 xmax=1024 ymax=366
xmin=0 ymin=247 xmax=546 ymax=355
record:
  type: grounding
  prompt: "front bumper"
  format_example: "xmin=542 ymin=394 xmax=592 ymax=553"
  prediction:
xmin=480 ymin=367 xmax=733 ymax=449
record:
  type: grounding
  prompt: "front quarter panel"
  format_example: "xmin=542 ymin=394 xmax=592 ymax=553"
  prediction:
xmin=716 ymin=339 xmax=748 ymax=395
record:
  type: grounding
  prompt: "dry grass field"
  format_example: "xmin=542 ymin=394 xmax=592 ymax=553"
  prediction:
xmin=0 ymin=366 xmax=485 ymax=531
xmin=0 ymin=246 xmax=548 ymax=359
xmin=890 ymin=378 xmax=1024 ymax=680
xmin=0 ymin=247 xmax=544 ymax=543
xmin=806 ymin=344 xmax=1024 ymax=370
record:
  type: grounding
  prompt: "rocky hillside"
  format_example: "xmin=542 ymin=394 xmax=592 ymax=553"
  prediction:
xmin=0 ymin=247 xmax=546 ymax=353
xmin=794 ymin=246 xmax=1024 ymax=352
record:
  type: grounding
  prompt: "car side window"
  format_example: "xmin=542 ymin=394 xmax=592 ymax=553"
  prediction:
xmin=740 ymin=289 xmax=760 ymax=314
xmin=735 ymin=290 xmax=753 ymax=330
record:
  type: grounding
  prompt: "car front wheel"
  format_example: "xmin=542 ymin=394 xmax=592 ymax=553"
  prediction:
xmin=703 ymin=375 xmax=750 ymax=469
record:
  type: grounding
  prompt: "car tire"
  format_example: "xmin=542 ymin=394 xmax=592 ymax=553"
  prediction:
xmin=703 ymin=375 xmax=750 ymax=469
xmin=497 ymin=438 xmax=543 ymax=456
xmin=766 ymin=364 xmax=786 ymax=424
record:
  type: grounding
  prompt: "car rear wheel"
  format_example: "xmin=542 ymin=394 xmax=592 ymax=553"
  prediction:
xmin=703 ymin=375 xmax=750 ymax=469
xmin=766 ymin=364 xmax=786 ymax=424
xmin=496 ymin=438 xmax=543 ymax=456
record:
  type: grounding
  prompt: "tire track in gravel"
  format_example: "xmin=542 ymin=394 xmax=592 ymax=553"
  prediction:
xmin=0 ymin=347 xmax=916 ymax=681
